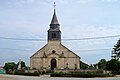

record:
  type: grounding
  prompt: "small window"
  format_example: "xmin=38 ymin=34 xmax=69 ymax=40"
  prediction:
xmin=52 ymin=33 xmax=56 ymax=38
xmin=52 ymin=50 xmax=55 ymax=53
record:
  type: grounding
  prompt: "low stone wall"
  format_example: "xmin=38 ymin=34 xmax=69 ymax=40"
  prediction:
xmin=54 ymin=69 xmax=111 ymax=74
xmin=27 ymin=69 xmax=39 ymax=73
xmin=28 ymin=69 xmax=111 ymax=75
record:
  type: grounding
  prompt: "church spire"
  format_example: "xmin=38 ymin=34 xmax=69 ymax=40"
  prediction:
xmin=48 ymin=2 xmax=61 ymax=42
xmin=50 ymin=9 xmax=59 ymax=24
xmin=50 ymin=2 xmax=59 ymax=25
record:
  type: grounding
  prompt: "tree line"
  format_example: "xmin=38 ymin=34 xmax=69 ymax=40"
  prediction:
xmin=3 ymin=61 xmax=26 ymax=74
xmin=80 ymin=39 xmax=120 ymax=74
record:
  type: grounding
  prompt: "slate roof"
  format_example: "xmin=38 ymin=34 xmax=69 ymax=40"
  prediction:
xmin=50 ymin=9 xmax=59 ymax=25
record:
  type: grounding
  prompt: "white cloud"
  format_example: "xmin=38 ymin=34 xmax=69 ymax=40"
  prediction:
xmin=18 ymin=0 xmax=35 ymax=3
xmin=62 ymin=24 xmax=120 ymax=56
xmin=0 ymin=0 xmax=120 ymax=65
xmin=102 ymin=0 xmax=119 ymax=2
xmin=77 ymin=0 xmax=91 ymax=4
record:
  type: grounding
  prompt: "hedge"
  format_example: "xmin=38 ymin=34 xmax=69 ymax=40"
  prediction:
xmin=14 ymin=71 xmax=40 ymax=76
xmin=51 ymin=72 xmax=114 ymax=78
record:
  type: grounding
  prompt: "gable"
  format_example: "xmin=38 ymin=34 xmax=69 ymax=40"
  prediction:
xmin=30 ymin=44 xmax=48 ymax=58
xmin=30 ymin=42 xmax=80 ymax=59
xmin=61 ymin=44 xmax=80 ymax=59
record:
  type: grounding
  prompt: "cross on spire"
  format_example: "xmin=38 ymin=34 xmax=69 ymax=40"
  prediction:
xmin=53 ymin=2 xmax=56 ymax=10
xmin=50 ymin=2 xmax=59 ymax=25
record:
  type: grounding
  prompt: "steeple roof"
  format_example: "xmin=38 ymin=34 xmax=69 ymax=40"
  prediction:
xmin=50 ymin=9 xmax=59 ymax=25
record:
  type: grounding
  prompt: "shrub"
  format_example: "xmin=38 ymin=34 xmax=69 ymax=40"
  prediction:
xmin=50 ymin=72 xmax=114 ymax=78
xmin=14 ymin=70 xmax=39 ymax=76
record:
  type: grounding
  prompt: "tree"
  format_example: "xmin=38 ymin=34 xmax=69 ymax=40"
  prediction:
xmin=16 ymin=61 xmax=26 ymax=69
xmin=106 ymin=59 xmax=120 ymax=74
xmin=97 ymin=59 xmax=107 ymax=70
xmin=3 ymin=62 xmax=16 ymax=73
xmin=112 ymin=39 xmax=120 ymax=60
xmin=80 ymin=61 xmax=89 ymax=69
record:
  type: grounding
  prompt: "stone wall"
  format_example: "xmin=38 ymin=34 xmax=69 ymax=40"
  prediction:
xmin=54 ymin=69 xmax=111 ymax=74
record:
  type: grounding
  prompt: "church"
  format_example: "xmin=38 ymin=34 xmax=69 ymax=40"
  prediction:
xmin=30 ymin=7 xmax=81 ymax=71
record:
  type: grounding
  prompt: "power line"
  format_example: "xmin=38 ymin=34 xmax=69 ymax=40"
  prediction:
xmin=0 ymin=37 xmax=45 ymax=41
xmin=63 ymin=35 xmax=120 ymax=41
xmin=0 ymin=47 xmax=112 ymax=52
xmin=0 ymin=48 xmax=33 ymax=51
xmin=74 ymin=48 xmax=111 ymax=52
xmin=0 ymin=35 xmax=119 ymax=41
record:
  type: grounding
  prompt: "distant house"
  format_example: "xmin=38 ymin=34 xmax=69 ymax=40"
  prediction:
xmin=0 ymin=66 xmax=6 ymax=74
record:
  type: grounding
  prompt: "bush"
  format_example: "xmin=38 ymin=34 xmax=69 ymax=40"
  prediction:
xmin=51 ymin=72 xmax=114 ymax=78
xmin=14 ymin=70 xmax=40 ymax=76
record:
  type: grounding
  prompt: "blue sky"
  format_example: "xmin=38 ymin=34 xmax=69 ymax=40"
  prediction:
xmin=0 ymin=0 xmax=120 ymax=66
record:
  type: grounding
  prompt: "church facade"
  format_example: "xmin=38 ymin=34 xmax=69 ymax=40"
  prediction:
xmin=30 ymin=9 xmax=80 ymax=70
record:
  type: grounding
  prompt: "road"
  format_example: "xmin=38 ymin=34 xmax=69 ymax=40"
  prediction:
xmin=0 ymin=74 xmax=120 ymax=80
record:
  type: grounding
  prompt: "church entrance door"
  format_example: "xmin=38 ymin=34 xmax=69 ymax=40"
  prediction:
xmin=51 ymin=59 xmax=57 ymax=70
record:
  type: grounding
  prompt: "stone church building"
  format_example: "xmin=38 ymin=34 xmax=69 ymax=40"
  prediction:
xmin=30 ymin=8 xmax=80 ymax=71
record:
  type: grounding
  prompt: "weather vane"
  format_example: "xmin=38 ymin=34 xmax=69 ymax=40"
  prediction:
xmin=53 ymin=2 xmax=56 ymax=9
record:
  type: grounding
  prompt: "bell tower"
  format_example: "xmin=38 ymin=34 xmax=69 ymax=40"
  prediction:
xmin=48 ymin=2 xmax=61 ymax=42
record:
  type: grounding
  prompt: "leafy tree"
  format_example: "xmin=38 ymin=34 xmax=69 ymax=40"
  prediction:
xmin=106 ymin=59 xmax=120 ymax=74
xmin=97 ymin=59 xmax=107 ymax=70
xmin=89 ymin=64 xmax=95 ymax=69
xmin=80 ymin=61 xmax=89 ymax=69
xmin=16 ymin=61 xmax=26 ymax=69
xmin=3 ymin=62 xmax=16 ymax=73
xmin=112 ymin=39 xmax=120 ymax=60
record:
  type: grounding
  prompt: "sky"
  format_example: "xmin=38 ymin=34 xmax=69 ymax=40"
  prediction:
xmin=0 ymin=0 xmax=120 ymax=66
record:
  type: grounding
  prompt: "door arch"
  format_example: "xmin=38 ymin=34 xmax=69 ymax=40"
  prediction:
xmin=51 ymin=59 xmax=57 ymax=70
